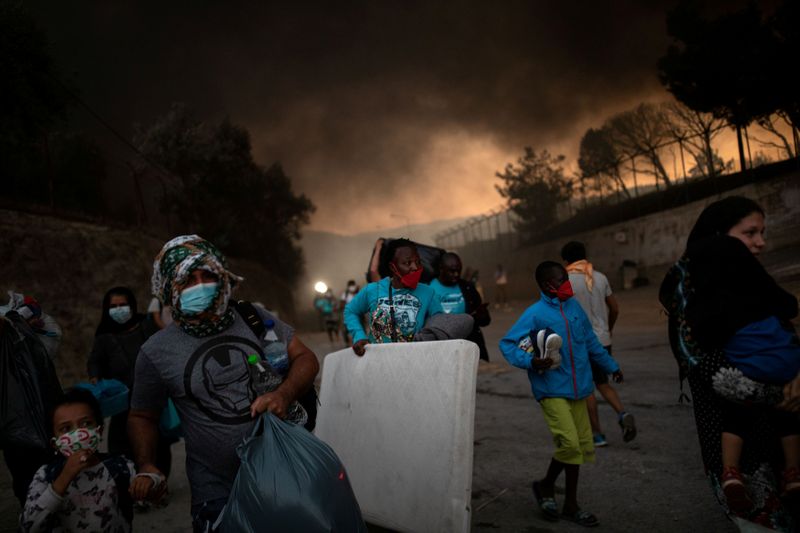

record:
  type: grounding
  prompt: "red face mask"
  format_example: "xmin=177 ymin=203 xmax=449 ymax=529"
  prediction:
xmin=398 ymin=268 xmax=423 ymax=289
xmin=552 ymin=280 xmax=574 ymax=301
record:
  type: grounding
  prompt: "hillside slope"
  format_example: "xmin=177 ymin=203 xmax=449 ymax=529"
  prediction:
xmin=1 ymin=209 xmax=296 ymax=385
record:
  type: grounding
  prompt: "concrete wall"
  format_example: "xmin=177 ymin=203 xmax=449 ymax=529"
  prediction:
xmin=458 ymin=169 xmax=800 ymax=302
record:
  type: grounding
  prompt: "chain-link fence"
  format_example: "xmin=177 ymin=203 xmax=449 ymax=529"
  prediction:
xmin=435 ymin=120 xmax=799 ymax=252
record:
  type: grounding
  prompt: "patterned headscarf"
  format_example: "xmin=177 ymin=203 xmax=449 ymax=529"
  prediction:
xmin=152 ymin=235 xmax=243 ymax=337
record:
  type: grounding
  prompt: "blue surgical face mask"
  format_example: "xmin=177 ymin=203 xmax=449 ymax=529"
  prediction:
xmin=108 ymin=306 xmax=132 ymax=324
xmin=180 ymin=282 xmax=218 ymax=315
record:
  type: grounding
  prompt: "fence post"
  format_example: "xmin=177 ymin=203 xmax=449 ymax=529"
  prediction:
xmin=678 ymin=139 xmax=688 ymax=184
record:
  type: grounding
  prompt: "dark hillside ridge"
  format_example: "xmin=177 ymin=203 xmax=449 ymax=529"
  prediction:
xmin=1 ymin=209 xmax=296 ymax=385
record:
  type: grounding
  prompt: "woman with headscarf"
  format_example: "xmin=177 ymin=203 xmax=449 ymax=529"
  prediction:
xmin=660 ymin=196 xmax=800 ymax=530
xmin=127 ymin=235 xmax=319 ymax=530
xmin=86 ymin=287 xmax=172 ymax=475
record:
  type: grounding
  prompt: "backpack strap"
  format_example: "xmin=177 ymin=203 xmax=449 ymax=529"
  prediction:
xmin=233 ymin=300 xmax=265 ymax=339
xmin=103 ymin=455 xmax=133 ymax=524
xmin=388 ymin=283 xmax=398 ymax=342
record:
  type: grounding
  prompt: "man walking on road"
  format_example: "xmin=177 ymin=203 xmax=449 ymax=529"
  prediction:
xmin=561 ymin=241 xmax=636 ymax=446
xmin=344 ymin=239 xmax=444 ymax=355
xmin=128 ymin=235 xmax=319 ymax=531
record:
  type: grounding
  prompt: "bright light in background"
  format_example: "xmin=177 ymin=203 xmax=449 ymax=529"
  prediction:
xmin=314 ymin=281 xmax=328 ymax=294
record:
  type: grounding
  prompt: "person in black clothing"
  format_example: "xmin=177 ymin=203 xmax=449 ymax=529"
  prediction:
xmin=87 ymin=287 xmax=172 ymax=475
xmin=1 ymin=305 xmax=63 ymax=506
xmin=660 ymin=196 xmax=800 ymax=527
xmin=431 ymin=252 xmax=492 ymax=361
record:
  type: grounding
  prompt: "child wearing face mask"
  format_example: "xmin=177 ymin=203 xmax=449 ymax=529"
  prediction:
xmin=499 ymin=261 xmax=623 ymax=527
xmin=20 ymin=388 xmax=162 ymax=532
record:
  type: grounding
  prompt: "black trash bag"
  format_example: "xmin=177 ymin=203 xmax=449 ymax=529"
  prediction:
xmin=218 ymin=413 xmax=367 ymax=533
xmin=366 ymin=237 xmax=445 ymax=284
xmin=1 ymin=312 xmax=63 ymax=450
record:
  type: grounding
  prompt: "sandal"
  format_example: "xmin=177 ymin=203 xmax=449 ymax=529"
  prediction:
xmin=531 ymin=481 xmax=559 ymax=521
xmin=561 ymin=508 xmax=599 ymax=527
xmin=721 ymin=466 xmax=752 ymax=513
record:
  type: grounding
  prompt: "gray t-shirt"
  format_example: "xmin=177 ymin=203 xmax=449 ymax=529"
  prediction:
xmin=568 ymin=270 xmax=613 ymax=346
xmin=131 ymin=308 xmax=296 ymax=507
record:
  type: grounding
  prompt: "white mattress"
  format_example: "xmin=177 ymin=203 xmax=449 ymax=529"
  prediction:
xmin=315 ymin=339 xmax=479 ymax=533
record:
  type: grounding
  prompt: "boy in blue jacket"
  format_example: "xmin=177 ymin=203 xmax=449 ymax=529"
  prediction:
xmin=500 ymin=261 xmax=623 ymax=527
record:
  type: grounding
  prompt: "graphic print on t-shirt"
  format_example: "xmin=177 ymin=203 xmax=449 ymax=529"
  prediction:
xmin=370 ymin=293 xmax=422 ymax=342
xmin=439 ymin=292 xmax=465 ymax=314
xmin=183 ymin=335 xmax=282 ymax=425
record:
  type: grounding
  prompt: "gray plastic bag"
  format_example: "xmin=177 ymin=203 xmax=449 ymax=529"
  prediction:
xmin=218 ymin=413 xmax=367 ymax=533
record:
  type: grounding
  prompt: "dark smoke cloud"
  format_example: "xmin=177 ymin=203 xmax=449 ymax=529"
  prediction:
xmin=29 ymin=1 xmax=678 ymax=233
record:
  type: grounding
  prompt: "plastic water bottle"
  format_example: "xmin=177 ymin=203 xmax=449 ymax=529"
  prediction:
xmin=248 ymin=354 xmax=269 ymax=394
xmin=263 ymin=342 xmax=289 ymax=374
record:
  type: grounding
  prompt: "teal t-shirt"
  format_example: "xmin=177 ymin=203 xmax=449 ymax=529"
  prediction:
xmin=429 ymin=279 xmax=466 ymax=315
xmin=343 ymin=278 xmax=443 ymax=343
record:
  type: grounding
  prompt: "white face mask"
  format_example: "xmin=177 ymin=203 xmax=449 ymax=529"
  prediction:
xmin=348 ymin=285 xmax=357 ymax=293
xmin=109 ymin=306 xmax=132 ymax=324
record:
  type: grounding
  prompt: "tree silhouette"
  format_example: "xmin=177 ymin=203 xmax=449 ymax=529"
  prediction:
xmin=752 ymin=114 xmax=796 ymax=158
xmin=495 ymin=147 xmax=572 ymax=240
xmin=135 ymin=104 xmax=315 ymax=283
xmin=1 ymin=2 xmax=67 ymax=205
xmin=662 ymin=101 xmax=726 ymax=178
xmin=604 ymin=103 xmax=672 ymax=188
xmin=658 ymin=2 xmax=776 ymax=171
xmin=765 ymin=1 xmax=799 ymax=132
xmin=0 ymin=3 xmax=109 ymax=212
xmin=578 ymin=127 xmax=631 ymax=199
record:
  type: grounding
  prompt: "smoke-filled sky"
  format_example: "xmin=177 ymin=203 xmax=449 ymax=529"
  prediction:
xmin=30 ymin=1 xmax=696 ymax=234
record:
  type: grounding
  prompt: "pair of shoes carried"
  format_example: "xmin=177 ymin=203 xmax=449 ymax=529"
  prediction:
xmin=531 ymin=328 xmax=562 ymax=368
xmin=721 ymin=466 xmax=753 ymax=514
xmin=532 ymin=481 xmax=559 ymax=522
xmin=562 ymin=508 xmax=599 ymax=527
xmin=592 ymin=433 xmax=608 ymax=447
xmin=618 ymin=412 xmax=637 ymax=442
xmin=782 ymin=467 xmax=800 ymax=496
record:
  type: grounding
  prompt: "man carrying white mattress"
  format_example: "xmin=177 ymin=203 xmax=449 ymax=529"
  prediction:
xmin=344 ymin=239 xmax=472 ymax=355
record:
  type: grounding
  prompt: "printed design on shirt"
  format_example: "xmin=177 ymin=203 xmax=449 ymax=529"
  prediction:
xmin=183 ymin=335 xmax=280 ymax=425
xmin=370 ymin=293 xmax=421 ymax=342
xmin=21 ymin=462 xmax=132 ymax=533
xmin=439 ymin=292 xmax=465 ymax=314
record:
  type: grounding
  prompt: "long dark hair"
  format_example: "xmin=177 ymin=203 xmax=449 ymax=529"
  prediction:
xmin=95 ymin=286 xmax=144 ymax=336
xmin=686 ymin=196 xmax=764 ymax=249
